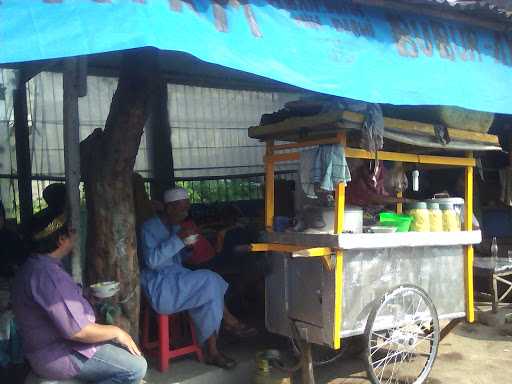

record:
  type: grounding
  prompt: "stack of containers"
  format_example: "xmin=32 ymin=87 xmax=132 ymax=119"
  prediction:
xmin=427 ymin=202 xmax=443 ymax=232
xmin=408 ymin=202 xmax=430 ymax=232
xmin=406 ymin=201 xmax=462 ymax=232
xmin=380 ymin=198 xmax=465 ymax=232
xmin=440 ymin=203 xmax=461 ymax=231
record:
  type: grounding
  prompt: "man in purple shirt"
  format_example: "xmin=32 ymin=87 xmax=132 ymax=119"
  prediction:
xmin=12 ymin=214 xmax=147 ymax=383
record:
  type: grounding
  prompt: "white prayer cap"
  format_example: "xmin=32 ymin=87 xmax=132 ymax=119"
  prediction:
xmin=163 ymin=188 xmax=189 ymax=203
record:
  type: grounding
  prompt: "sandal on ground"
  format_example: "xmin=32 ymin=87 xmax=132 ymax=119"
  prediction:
xmin=205 ymin=353 xmax=237 ymax=370
xmin=223 ymin=323 xmax=258 ymax=338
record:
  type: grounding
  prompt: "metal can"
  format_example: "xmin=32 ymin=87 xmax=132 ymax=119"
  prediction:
xmin=407 ymin=202 xmax=430 ymax=232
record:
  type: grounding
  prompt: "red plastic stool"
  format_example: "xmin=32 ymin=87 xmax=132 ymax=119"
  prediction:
xmin=141 ymin=300 xmax=204 ymax=372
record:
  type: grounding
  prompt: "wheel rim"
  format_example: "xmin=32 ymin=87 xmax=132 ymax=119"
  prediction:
xmin=365 ymin=286 xmax=440 ymax=384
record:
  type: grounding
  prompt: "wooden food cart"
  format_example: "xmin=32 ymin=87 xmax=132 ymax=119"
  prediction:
xmin=249 ymin=109 xmax=500 ymax=384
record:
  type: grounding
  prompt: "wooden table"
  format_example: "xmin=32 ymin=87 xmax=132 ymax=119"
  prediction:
xmin=474 ymin=257 xmax=512 ymax=312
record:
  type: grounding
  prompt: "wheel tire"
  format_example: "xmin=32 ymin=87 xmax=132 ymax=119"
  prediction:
xmin=364 ymin=285 xmax=440 ymax=384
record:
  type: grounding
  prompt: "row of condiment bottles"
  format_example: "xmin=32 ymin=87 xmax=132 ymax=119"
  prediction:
xmin=408 ymin=202 xmax=461 ymax=232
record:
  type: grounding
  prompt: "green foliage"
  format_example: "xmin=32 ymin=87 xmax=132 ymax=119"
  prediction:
xmin=2 ymin=176 xmax=263 ymax=222
xmin=176 ymin=178 xmax=262 ymax=204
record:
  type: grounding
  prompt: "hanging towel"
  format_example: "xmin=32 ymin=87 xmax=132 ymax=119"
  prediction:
xmin=299 ymin=148 xmax=318 ymax=198
xmin=312 ymin=144 xmax=351 ymax=192
xmin=361 ymin=103 xmax=384 ymax=152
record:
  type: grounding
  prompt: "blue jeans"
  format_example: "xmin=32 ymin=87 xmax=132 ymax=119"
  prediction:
xmin=72 ymin=343 xmax=147 ymax=384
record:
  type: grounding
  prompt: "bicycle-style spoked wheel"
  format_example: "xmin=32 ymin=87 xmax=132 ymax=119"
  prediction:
xmin=364 ymin=285 xmax=440 ymax=384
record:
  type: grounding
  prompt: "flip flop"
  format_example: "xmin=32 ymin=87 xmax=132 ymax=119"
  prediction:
xmin=205 ymin=353 xmax=237 ymax=370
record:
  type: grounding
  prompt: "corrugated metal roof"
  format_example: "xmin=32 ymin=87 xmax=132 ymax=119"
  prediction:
xmin=400 ymin=0 xmax=512 ymax=20
xmin=448 ymin=0 xmax=512 ymax=12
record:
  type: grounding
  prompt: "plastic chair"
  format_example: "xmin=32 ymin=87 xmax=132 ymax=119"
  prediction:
xmin=141 ymin=299 xmax=203 ymax=372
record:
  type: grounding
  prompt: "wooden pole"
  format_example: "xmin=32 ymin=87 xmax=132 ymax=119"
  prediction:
xmin=13 ymin=69 xmax=32 ymax=234
xmin=300 ymin=339 xmax=315 ymax=384
xmin=63 ymin=57 xmax=86 ymax=284
xmin=265 ymin=140 xmax=275 ymax=231
xmin=397 ymin=161 xmax=403 ymax=214
xmin=148 ymin=60 xmax=174 ymax=199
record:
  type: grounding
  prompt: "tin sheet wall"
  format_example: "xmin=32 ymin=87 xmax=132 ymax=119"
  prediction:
xmin=168 ymin=83 xmax=301 ymax=178
xmin=20 ymin=72 xmax=301 ymax=179
xmin=341 ymin=246 xmax=466 ymax=337
xmin=0 ymin=69 xmax=303 ymax=216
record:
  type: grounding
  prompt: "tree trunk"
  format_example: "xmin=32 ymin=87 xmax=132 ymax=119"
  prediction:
xmin=81 ymin=48 xmax=157 ymax=338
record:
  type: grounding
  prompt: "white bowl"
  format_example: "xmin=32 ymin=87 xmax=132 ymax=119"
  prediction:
xmin=183 ymin=234 xmax=199 ymax=246
xmin=90 ymin=281 xmax=120 ymax=299
xmin=370 ymin=226 xmax=398 ymax=234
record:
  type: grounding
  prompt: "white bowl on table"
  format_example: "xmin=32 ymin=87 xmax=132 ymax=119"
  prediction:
xmin=370 ymin=226 xmax=398 ymax=234
xmin=90 ymin=281 xmax=120 ymax=299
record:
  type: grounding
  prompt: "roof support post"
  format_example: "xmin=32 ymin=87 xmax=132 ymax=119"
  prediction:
xmin=13 ymin=69 xmax=32 ymax=234
xmin=148 ymin=54 xmax=174 ymax=200
xmin=63 ymin=56 xmax=87 ymax=284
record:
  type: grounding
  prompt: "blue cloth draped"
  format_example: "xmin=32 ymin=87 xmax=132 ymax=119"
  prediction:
xmin=1 ymin=1 xmax=512 ymax=113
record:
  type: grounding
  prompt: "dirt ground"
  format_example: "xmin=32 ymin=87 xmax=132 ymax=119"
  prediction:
xmin=310 ymin=315 xmax=512 ymax=384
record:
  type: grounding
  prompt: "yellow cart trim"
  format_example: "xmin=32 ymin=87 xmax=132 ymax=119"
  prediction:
xmin=333 ymin=171 xmax=346 ymax=350
xmin=292 ymin=248 xmax=333 ymax=257
xmin=334 ymin=184 xmax=346 ymax=235
xmin=333 ymin=250 xmax=343 ymax=350
xmin=345 ymin=148 xmax=476 ymax=167
xmin=266 ymin=147 xmax=476 ymax=168
xmin=396 ymin=191 xmax=403 ymax=214
xmin=265 ymin=141 xmax=275 ymax=231
xmin=249 ymin=243 xmax=335 ymax=281
xmin=465 ymin=162 xmax=475 ymax=323
xmin=249 ymin=243 xmax=332 ymax=256
xmin=250 ymin=243 xmax=305 ymax=253
xmin=272 ymin=137 xmax=341 ymax=150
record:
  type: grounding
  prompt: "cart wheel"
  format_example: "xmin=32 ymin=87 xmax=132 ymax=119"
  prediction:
xmin=364 ymin=285 xmax=440 ymax=384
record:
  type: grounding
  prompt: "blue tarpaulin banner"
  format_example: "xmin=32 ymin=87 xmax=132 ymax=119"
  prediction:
xmin=1 ymin=0 xmax=512 ymax=113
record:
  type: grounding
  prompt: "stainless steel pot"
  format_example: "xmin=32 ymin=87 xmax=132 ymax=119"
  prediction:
xmin=320 ymin=205 xmax=363 ymax=234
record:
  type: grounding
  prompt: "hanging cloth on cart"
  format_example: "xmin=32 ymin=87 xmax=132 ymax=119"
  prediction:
xmin=298 ymin=145 xmax=351 ymax=196
xmin=312 ymin=144 xmax=351 ymax=192
xmin=361 ymin=103 xmax=384 ymax=153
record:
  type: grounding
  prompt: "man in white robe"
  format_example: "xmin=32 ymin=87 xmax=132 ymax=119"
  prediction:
xmin=140 ymin=188 xmax=236 ymax=369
